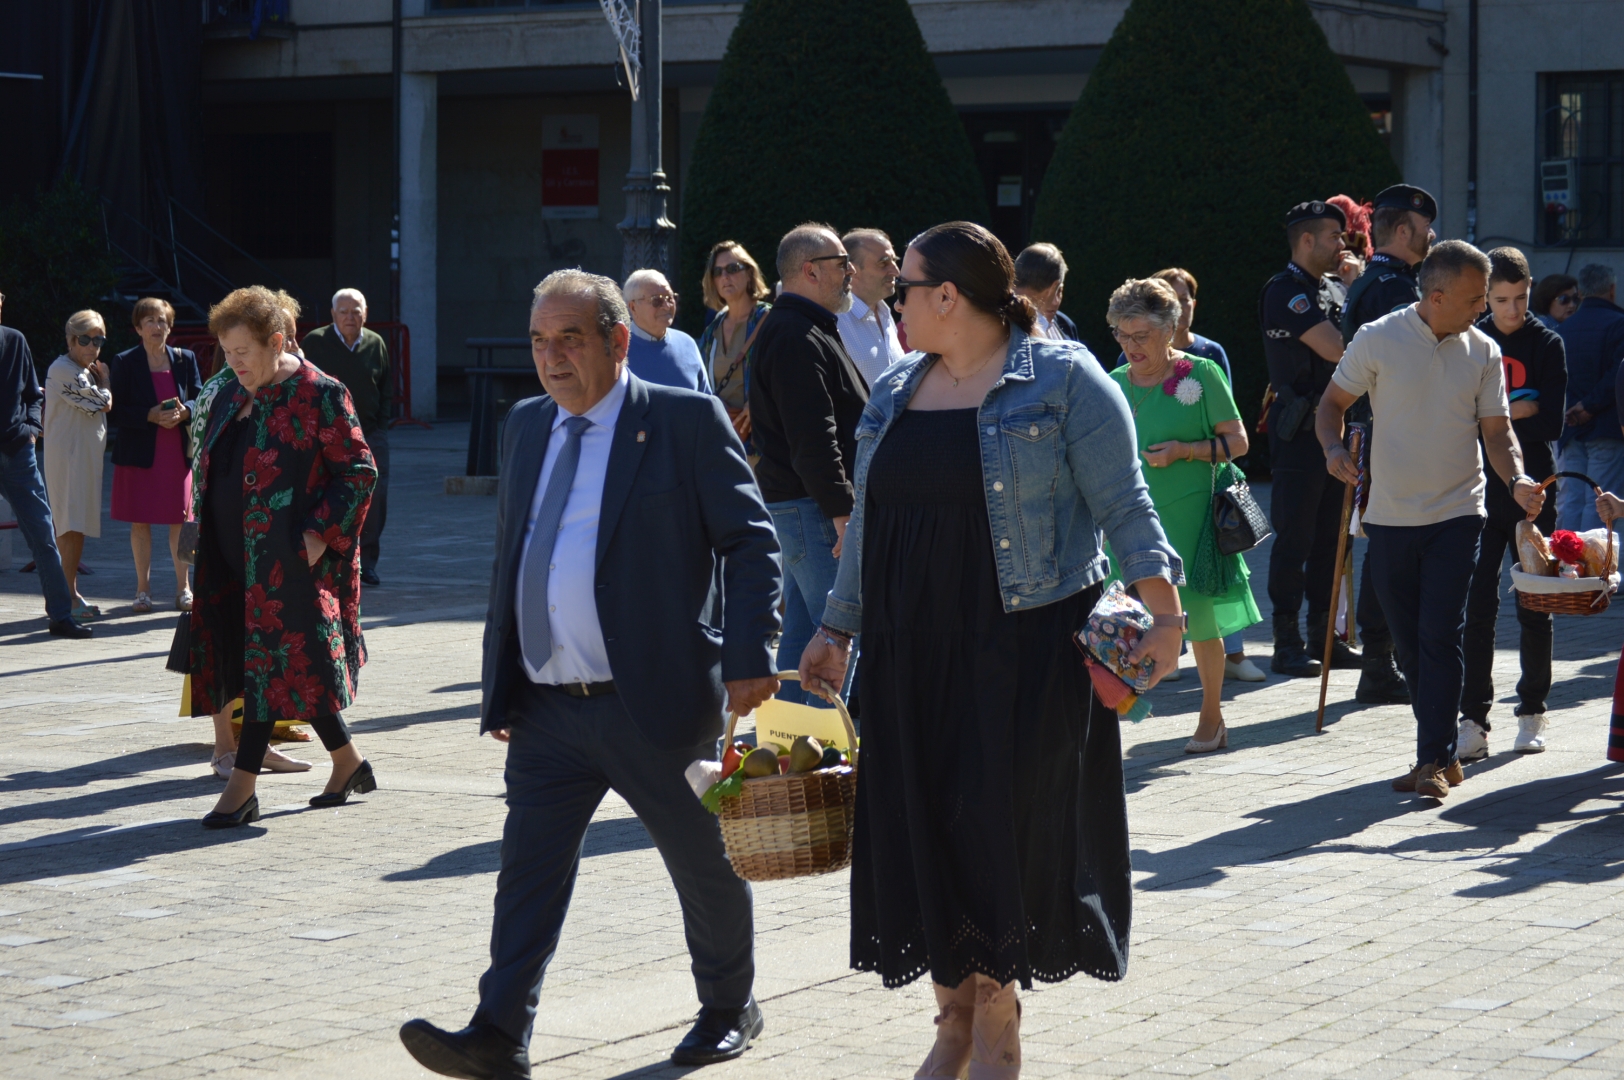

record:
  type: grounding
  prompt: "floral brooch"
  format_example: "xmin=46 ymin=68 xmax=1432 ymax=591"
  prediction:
xmin=1161 ymin=358 xmax=1202 ymax=405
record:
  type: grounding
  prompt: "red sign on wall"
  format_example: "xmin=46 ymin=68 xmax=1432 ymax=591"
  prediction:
xmin=543 ymin=115 xmax=599 ymax=220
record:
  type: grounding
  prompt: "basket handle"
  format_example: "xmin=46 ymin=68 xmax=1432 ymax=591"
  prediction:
xmin=1533 ymin=472 xmax=1618 ymax=566
xmin=721 ymin=671 xmax=858 ymax=753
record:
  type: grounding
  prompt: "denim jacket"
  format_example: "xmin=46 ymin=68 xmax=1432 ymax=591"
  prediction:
xmin=820 ymin=327 xmax=1181 ymax=636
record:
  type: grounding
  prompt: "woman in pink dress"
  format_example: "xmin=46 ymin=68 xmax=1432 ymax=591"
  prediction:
xmin=109 ymin=298 xmax=204 ymax=613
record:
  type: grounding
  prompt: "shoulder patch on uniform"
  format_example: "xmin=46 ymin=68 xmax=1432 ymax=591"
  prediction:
xmin=1288 ymin=294 xmax=1311 ymax=314
xmin=1266 ymin=328 xmax=1292 ymax=339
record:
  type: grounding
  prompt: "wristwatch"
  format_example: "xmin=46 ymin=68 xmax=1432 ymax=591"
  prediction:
xmin=1511 ymin=474 xmax=1536 ymax=490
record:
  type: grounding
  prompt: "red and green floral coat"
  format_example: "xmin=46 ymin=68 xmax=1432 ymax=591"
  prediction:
xmin=188 ymin=360 xmax=377 ymax=722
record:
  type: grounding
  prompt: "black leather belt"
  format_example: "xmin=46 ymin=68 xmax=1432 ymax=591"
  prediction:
xmin=545 ymin=680 xmax=616 ymax=698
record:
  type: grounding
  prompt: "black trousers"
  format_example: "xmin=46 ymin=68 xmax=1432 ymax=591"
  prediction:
xmin=1461 ymin=500 xmax=1556 ymax=727
xmin=1267 ymin=430 xmax=1345 ymax=647
xmin=359 ymin=428 xmax=388 ymax=573
xmin=235 ymin=714 xmax=351 ymax=773
xmin=473 ymin=679 xmax=754 ymax=1049
xmin=1366 ymin=515 xmax=1484 ymax=766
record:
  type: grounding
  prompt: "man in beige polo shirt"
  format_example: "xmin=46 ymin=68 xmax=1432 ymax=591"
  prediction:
xmin=1315 ymin=240 xmax=1546 ymax=799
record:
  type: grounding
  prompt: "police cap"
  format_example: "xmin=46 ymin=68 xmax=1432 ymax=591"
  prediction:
xmin=1372 ymin=184 xmax=1437 ymax=221
xmin=1285 ymin=200 xmax=1346 ymax=230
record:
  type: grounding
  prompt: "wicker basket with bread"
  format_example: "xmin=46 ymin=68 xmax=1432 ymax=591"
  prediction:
xmin=1511 ymin=473 xmax=1619 ymax=615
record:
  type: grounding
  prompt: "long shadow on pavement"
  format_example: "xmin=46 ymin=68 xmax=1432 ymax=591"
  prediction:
xmin=0 ymin=816 xmax=265 ymax=886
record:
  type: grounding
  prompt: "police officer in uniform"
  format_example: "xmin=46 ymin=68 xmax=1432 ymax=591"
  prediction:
xmin=1259 ymin=201 xmax=1361 ymax=677
xmin=1337 ymin=184 xmax=1437 ymax=704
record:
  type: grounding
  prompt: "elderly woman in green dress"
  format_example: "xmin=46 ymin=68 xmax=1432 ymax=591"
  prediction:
xmin=1108 ymin=278 xmax=1261 ymax=753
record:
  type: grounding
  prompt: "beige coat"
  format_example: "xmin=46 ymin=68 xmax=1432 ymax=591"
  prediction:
xmin=42 ymin=356 xmax=110 ymax=537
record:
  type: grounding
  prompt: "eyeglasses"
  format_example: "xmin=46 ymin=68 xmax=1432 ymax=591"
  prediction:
xmin=1555 ymin=293 xmax=1579 ymax=306
xmin=712 ymin=261 xmax=748 ymax=278
xmin=73 ymin=334 xmax=108 ymax=348
xmin=894 ymin=278 xmax=944 ymax=303
xmin=808 ymin=253 xmax=852 ymax=271
xmin=635 ymin=293 xmax=678 ymax=309
xmin=1110 ymin=328 xmax=1157 ymax=347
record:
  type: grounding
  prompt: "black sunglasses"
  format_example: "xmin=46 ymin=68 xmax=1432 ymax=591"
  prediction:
xmin=711 ymin=261 xmax=748 ymax=278
xmin=74 ymin=334 xmax=108 ymax=348
xmin=808 ymin=253 xmax=852 ymax=271
xmin=894 ymin=278 xmax=944 ymax=303
xmin=1555 ymin=293 xmax=1579 ymax=305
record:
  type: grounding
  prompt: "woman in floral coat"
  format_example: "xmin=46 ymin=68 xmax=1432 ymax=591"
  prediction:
xmin=191 ymin=286 xmax=379 ymax=828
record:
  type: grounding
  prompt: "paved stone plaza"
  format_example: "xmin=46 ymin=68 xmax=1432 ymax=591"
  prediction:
xmin=3 ymin=422 xmax=1624 ymax=1079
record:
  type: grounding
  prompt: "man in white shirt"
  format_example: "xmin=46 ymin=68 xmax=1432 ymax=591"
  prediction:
xmin=1316 ymin=240 xmax=1545 ymax=800
xmin=836 ymin=228 xmax=905 ymax=386
xmin=401 ymin=270 xmax=783 ymax=1078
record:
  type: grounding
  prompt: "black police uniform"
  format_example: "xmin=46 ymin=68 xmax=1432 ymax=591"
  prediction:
xmin=1260 ymin=260 xmax=1345 ymax=659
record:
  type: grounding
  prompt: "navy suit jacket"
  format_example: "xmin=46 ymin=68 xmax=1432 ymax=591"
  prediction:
xmin=480 ymin=373 xmax=783 ymax=749
xmin=109 ymin=345 xmax=203 ymax=467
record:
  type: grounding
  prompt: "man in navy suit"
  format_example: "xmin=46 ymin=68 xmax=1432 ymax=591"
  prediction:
xmin=401 ymin=270 xmax=783 ymax=1079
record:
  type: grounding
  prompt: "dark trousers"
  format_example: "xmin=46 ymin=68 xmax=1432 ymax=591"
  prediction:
xmin=359 ymin=428 xmax=388 ymax=573
xmin=1461 ymin=503 xmax=1555 ymax=727
xmin=235 ymin=714 xmax=351 ymax=773
xmin=473 ymin=680 xmax=755 ymax=1049
xmin=1266 ymin=459 xmax=1345 ymax=647
xmin=1365 ymin=515 xmax=1484 ymax=766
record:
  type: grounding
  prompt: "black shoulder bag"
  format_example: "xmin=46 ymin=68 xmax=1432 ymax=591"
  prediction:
xmin=1210 ymin=433 xmax=1272 ymax=556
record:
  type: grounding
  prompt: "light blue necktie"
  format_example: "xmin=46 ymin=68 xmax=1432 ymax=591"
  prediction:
xmin=521 ymin=415 xmax=592 ymax=673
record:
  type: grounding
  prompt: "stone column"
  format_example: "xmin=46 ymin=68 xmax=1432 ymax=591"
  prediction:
xmin=400 ymin=71 xmax=438 ymax=420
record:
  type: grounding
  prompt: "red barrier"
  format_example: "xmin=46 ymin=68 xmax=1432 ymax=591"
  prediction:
xmin=167 ymin=321 xmax=428 ymax=428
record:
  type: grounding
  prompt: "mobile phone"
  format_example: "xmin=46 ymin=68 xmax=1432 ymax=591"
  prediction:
xmin=160 ymin=397 xmax=180 ymax=411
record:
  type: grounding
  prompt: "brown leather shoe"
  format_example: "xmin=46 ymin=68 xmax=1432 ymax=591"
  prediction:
xmin=1443 ymin=760 xmax=1465 ymax=786
xmin=1393 ymin=763 xmax=1451 ymax=798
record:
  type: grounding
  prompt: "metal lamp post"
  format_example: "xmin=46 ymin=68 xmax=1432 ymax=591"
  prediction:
xmin=613 ymin=0 xmax=675 ymax=279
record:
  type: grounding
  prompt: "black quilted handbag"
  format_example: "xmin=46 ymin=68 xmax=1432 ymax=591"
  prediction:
xmin=1210 ymin=434 xmax=1272 ymax=556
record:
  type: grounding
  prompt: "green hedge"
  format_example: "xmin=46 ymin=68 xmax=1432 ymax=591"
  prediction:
xmin=0 ymin=176 xmax=124 ymax=370
xmin=677 ymin=0 xmax=985 ymax=334
xmin=1032 ymin=0 xmax=1400 ymax=433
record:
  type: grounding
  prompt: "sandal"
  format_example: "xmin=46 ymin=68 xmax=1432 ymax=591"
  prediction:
xmin=260 ymin=746 xmax=313 ymax=773
xmin=176 ymin=589 xmax=193 ymax=612
xmin=70 ymin=603 xmax=99 ymax=620
xmin=132 ymin=591 xmax=153 ymax=614
xmin=211 ymin=752 xmax=236 ymax=779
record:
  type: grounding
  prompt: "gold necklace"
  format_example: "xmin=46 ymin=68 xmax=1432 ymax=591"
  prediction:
xmin=1125 ymin=355 xmax=1175 ymax=415
xmin=941 ymin=346 xmax=1000 ymax=387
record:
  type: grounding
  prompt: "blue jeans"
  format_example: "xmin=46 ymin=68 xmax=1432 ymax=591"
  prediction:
xmin=0 ymin=440 xmax=71 ymax=623
xmin=768 ymin=498 xmax=854 ymax=708
xmin=1365 ymin=515 xmax=1483 ymax=767
xmin=1557 ymin=439 xmax=1624 ymax=531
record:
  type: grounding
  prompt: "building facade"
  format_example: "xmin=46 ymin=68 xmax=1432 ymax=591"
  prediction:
xmin=193 ymin=0 xmax=1621 ymax=418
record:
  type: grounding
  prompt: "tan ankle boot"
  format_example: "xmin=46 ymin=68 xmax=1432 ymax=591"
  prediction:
xmin=968 ymin=976 xmax=1021 ymax=1079
xmin=915 ymin=1000 xmax=972 ymax=1079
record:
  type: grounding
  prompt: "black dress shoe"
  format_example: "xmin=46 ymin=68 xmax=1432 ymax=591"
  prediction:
xmin=361 ymin=568 xmax=381 ymax=586
xmin=202 ymin=794 xmax=260 ymax=829
xmin=670 ymin=996 xmax=763 ymax=1066
xmin=1270 ymin=647 xmax=1322 ymax=679
xmin=1357 ymin=652 xmax=1411 ymax=704
xmin=399 ymin=1019 xmax=530 ymax=1080
xmin=48 ymin=618 xmax=93 ymax=639
xmin=1308 ymin=638 xmax=1363 ymax=670
xmin=309 ymin=759 xmax=376 ymax=808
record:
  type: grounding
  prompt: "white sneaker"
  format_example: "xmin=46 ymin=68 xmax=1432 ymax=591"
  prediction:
xmin=1458 ymin=718 xmax=1490 ymax=761
xmin=1514 ymin=712 xmax=1548 ymax=753
xmin=1225 ymin=657 xmax=1267 ymax=682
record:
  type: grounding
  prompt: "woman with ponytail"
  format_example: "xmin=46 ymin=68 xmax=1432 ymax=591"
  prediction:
xmin=801 ymin=221 xmax=1182 ymax=1078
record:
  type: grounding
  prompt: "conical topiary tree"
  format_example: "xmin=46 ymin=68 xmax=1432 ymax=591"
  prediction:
xmin=1032 ymin=0 xmax=1400 ymax=431
xmin=677 ymin=0 xmax=986 ymax=334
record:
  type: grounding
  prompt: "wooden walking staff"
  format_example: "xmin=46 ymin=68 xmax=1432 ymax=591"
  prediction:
xmin=1316 ymin=424 xmax=1367 ymax=731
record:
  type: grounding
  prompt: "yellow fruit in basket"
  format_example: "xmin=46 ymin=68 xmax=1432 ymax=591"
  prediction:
xmin=740 ymin=747 xmax=780 ymax=779
xmin=789 ymin=736 xmax=824 ymax=773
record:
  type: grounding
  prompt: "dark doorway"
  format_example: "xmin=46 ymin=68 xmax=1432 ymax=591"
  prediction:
xmin=958 ymin=109 xmax=1071 ymax=254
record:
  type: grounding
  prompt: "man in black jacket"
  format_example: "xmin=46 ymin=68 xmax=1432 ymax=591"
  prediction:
xmin=0 ymin=307 xmax=91 ymax=638
xmin=748 ymin=223 xmax=869 ymax=705
xmin=1459 ymin=247 xmax=1566 ymax=759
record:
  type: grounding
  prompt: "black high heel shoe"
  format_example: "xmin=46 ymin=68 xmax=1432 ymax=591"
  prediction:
xmin=202 ymin=794 xmax=260 ymax=829
xmin=310 ymin=759 xmax=376 ymax=808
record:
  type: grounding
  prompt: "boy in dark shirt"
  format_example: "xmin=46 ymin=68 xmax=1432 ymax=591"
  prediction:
xmin=1459 ymin=248 xmax=1567 ymax=758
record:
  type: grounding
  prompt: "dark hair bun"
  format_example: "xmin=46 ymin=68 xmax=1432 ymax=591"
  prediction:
xmin=999 ymin=292 xmax=1038 ymax=330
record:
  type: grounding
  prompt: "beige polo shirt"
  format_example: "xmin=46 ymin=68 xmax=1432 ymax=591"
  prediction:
xmin=1331 ymin=304 xmax=1510 ymax=527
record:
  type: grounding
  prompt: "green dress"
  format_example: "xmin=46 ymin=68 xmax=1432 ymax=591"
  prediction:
xmin=1109 ymin=355 xmax=1261 ymax=642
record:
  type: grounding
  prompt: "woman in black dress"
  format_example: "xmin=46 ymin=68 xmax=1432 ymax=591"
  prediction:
xmin=802 ymin=223 xmax=1184 ymax=1079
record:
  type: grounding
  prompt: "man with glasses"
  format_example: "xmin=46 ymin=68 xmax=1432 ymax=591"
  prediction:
xmin=0 ymin=290 xmax=92 ymax=638
xmin=1258 ymin=200 xmax=1352 ymax=679
xmin=749 ymin=223 xmax=868 ymax=707
xmin=836 ymin=229 xmax=905 ymax=387
xmin=303 ymin=288 xmax=393 ymax=586
xmin=621 ymin=269 xmax=710 ymax=393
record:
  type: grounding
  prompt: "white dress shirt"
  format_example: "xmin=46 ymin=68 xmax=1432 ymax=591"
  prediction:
xmin=836 ymin=294 xmax=905 ymax=387
xmin=515 ymin=367 xmax=630 ymax=684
